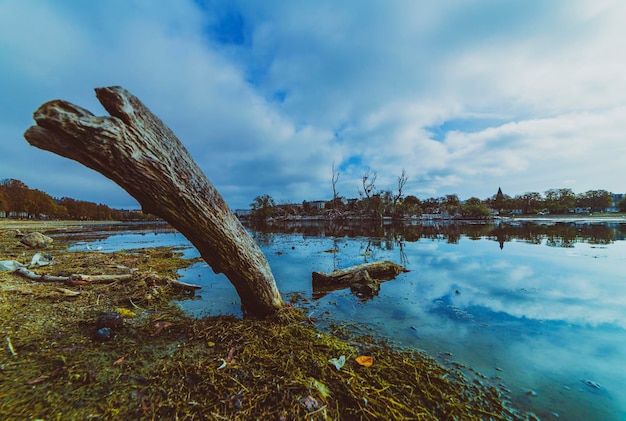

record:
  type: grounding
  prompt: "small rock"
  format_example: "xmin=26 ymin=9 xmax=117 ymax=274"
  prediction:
xmin=301 ymin=395 xmax=319 ymax=411
xmin=95 ymin=312 xmax=124 ymax=330
xmin=582 ymin=379 xmax=602 ymax=390
xmin=19 ymin=232 xmax=53 ymax=249
xmin=93 ymin=327 xmax=112 ymax=341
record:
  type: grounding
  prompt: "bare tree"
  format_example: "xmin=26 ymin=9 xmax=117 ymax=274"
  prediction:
xmin=331 ymin=162 xmax=340 ymax=206
xmin=359 ymin=169 xmax=381 ymax=220
xmin=360 ymin=169 xmax=377 ymax=199
xmin=393 ymin=168 xmax=408 ymax=205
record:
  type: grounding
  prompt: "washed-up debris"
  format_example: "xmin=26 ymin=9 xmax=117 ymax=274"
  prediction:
xmin=329 ymin=355 xmax=346 ymax=370
xmin=113 ymin=354 xmax=128 ymax=366
xmin=13 ymin=267 xmax=134 ymax=283
xmin=0 ymin=260 xmax=24 ymax=272
xmin=152 ymin=320 xmax=173 ymax=336
xmin=55 ymin=287 xmax=80 ymax=297
xmin=5 ymin=337 xmax=17 ymax=357
xmin=300 ymin=395 xmax=320 ymax=411
xmin=29 ymin=252 xmax=53 ymax=267
xmin=24 ymin=366 xmax=66 ymax=385
xmin=93 ymin=327 xmax=112 ymax=341
xmin=0 ymin=252 xmax=51 ymax=272
xmin=116 ymin=308 xmax=136 ymax=318
xmin=96 ymin=312 xmax=124 ymax=330
xmin=309 ymin=378 xmax=331 ymax=398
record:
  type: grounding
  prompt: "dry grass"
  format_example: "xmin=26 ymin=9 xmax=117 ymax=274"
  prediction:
xmin=0 ymin=221 xmax=534 ymax=420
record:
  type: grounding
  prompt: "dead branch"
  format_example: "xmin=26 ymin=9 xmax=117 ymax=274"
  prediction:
xmin=13 ymin=267 xmax=133 ymax=283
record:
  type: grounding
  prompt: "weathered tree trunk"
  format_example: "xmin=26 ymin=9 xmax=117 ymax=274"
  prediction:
xmin=23 ymin=86 xmax=284 ymax=317
xmin=312 ymin=261 xmax=406 ymax=298
xmin=312 ymin=261 xmax=406 ymax=286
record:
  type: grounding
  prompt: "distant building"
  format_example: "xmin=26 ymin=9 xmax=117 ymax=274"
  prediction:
xmin=605 ymin=193 xmax=624 ymax=213
xmin=569 ymin=207 xmax=591 ymax=214
xmin=307 ymin=200 xmax=327 ymax=210
xmin=235 ymin=209 xmax=253 ymax=218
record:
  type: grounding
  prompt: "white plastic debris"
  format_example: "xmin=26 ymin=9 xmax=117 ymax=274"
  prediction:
xmin=0 ymin=253 xmax=53 ymax=272
xmin=0 ymin=260 xmax=26 ymax=271
xmin=329 ymin=355 xmax=346 ymax=370
xmin=29 ymin=252 xmax=52 ymax=267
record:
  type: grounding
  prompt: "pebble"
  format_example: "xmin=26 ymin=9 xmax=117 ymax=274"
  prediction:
xmin=93 ymin=327 xmax=112 ymax=341
xmin=95 ymin=312 xmax=124 ymax=330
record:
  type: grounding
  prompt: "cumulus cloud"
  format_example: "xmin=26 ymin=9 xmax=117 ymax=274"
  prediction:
xmin=1 ymin=0 xmax=625 ymax=208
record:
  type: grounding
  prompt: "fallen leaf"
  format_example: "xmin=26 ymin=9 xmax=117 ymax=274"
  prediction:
xmin=152 ymin=321 xmax=173 ymax=336
xmin=355 ymin=355 xmax=374 ymax=367
xmin=225 ymin=346 xmax=237 ymax=364
xmin=25 ymin=375 xmax=49 ymax=385
xmin=301 ymin=395 xmax=319 ymax=411
xmin=309 ymin=378 xmax=331 ymax=398
xmin=113 ymin=354 xmax=129 ymax=366
xmin=55 ymin=287 xmax=80 ymax=296
xmin=25 ymin=366 xmax=66 ymax=385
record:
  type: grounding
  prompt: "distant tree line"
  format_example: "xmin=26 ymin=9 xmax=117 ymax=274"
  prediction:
xmin=0 ymin=178 xmax=156 ymax=220
xmin=247 ymin=168 xmax=626 ymax=221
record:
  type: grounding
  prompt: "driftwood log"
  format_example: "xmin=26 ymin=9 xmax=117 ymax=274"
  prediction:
xmin=13 ymin=267 xmax=134 ymax=283
xmin=24 ymin=86 xmax=283 ymax=317
xmin=312 ymin=261 xmax=406 ymax=298
xmin=12 ymin=267 xmax=201 ymax=292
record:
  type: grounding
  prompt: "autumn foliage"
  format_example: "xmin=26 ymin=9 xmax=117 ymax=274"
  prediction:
xmin=0 ymin=178 xmax=153 ymax=220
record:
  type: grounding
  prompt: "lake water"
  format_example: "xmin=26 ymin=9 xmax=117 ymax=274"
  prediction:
xmin=68 ymin=219 xmax=626 ymax=420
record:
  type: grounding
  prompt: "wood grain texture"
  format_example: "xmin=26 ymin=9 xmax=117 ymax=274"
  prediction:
xmin=24 ymin=86 xmax=283 ymax=317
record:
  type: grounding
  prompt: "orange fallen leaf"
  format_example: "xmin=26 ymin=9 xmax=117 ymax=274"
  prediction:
xmin=355 ymin=355 xmax=374 ymax=367
xmin=113 ymin=354 xmax=129 ymax=366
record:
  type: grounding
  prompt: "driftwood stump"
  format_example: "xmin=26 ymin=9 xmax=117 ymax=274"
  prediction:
xmin=312 ymin=261 xmax=405 ymax=285
xmin=24 ymin=86 xmax=283 ymax=317
xmin=312 ymin=261 xmax=406 ymax=298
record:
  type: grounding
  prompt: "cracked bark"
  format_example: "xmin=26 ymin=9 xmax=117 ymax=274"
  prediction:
xmin=24 ymin=86 xmax=284 ymax=317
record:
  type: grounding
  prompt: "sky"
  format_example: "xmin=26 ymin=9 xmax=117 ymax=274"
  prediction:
xmin=1 ymin=0 xmax=625 ymax=210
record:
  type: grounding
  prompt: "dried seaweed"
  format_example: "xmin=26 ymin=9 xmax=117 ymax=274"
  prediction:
xmin=0 ymin=224 xmax=535 ymax=420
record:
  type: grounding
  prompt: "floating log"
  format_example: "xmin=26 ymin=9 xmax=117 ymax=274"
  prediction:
xmin=312 ymin=261 xmax=406 ymax=299
xmin=24 ymin=86 xmax=283 ymax=317
xmin=312 ymin=261 xmax=406 ymax=286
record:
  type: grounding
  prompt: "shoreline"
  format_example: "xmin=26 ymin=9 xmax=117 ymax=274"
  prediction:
xmin=256 ymin=213 xmax=626 ymax=224
xmin=1 ymin=212 xmax=624 ymax=231
xmin=0 ymin=220 xmax=532 ymax=419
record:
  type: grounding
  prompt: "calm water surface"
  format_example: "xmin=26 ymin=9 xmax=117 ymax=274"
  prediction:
xmin=70 ymin=219 xmax=626 ymax=421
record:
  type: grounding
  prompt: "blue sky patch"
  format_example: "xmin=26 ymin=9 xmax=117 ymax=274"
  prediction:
xmin=339 ymin=155 xmax=363 ymax=172
xmin=199 ymin=2 xmax=247 ymax=46
xmin=427 ymin=117 xmax=508 ymax=142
